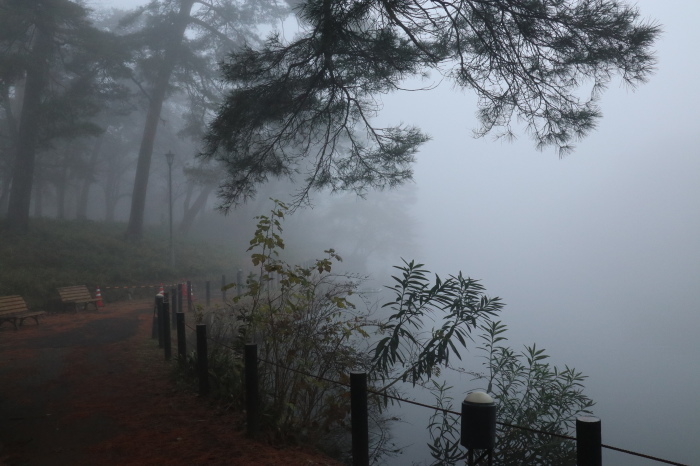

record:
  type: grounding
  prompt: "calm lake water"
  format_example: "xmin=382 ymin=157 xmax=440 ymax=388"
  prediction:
xmin=365 ymin=285 xmax=700 ymax=466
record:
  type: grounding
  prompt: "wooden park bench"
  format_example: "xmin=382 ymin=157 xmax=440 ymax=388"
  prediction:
xmin=0 ymin=296 xmax=46 ymax=330
xmin=57 ymin=285 xmax=99 ymax=312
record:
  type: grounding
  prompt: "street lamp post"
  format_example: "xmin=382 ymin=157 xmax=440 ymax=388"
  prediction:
xmin=165 ymin=150 xmax=175 ymax=268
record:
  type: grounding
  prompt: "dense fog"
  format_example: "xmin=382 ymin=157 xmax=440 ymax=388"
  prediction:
xmin=5 ymin=0 xmax=698 ymax=464
xmin=375 ymin=2 xmax=700 ymax=464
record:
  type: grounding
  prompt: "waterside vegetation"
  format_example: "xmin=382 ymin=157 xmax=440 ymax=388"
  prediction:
xmin=177 ymin=201 xmax=594 ymax=464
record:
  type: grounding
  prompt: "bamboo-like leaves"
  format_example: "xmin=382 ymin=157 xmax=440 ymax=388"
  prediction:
xmin=372 ymin=259 xmax=503 ymax=388
xmin=464 ymin=321 xmax=596 ymax=464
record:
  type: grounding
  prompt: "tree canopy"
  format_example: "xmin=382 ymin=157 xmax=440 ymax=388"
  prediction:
xmin=0 ymin=0 xmax=131 ymax=232
xmin=121 ymin=0 xmax=288 ymax=240
xmin=203 ymin=0 xmax=660 ymax=210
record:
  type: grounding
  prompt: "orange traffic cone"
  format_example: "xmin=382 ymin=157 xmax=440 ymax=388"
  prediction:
xmin=96 ymin=287 xmax=104 ymax=307
xmin=159 ymin=283 xmax=164 ymax=294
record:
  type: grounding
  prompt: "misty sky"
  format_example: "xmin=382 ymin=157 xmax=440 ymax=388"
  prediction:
xmin=377 ymin=2 xmax=699 ymax=464
xmin=379 ymin=0 xmax=699 ymax=357
xmin=84 ymin=1 xmax=699 ymax=464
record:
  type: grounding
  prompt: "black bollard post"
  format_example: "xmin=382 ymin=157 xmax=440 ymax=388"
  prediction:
xmin=152 ymin=294 xmax=163 ymax=339
xmin=176 ymin=312 xmax=186 ymax=364
xmin=163 ymin=301 xmax=171 ymax=361
xmin=221 ymin=274 xmax=226 ymax=301
xmin=157 ymin=295 xmax=164 ymax=348
xmin=187 ymin=280 xmax=192 ymax=312
xmin=205 ymin=281 xmax=211 ymax=307
xmin=177 ymin=283 xmax=183 ymax=313
xmin=171 ymin=287 xmax=178 ymax=323
xmin=196 ymin=324 xmax=209 ymax=395
xmin=577 ymin=417 xmax=602 ymax=466
xmin=245 ymin=344 xmax=259 ymax=437
xmin=350 ymin=372 xmax=369 ymax=466
xmin=164 ymin=290 xmax=170 ymax=334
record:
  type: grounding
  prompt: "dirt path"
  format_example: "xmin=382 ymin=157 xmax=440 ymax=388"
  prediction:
xmin=0 ymin=300 xmax=341 ymax=466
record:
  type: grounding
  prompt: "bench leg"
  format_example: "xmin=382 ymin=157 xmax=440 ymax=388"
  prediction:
xmin=19 ymin=316 xmax=40 ymax=327
xmin=0 ymin=319 xmax=18 ymax=330
xmin=61 ymin=303 xmax=77 ymax=313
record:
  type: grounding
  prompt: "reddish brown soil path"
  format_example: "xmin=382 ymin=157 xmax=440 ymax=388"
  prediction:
xmin=0 ymin=300 xmax=342 ymax=466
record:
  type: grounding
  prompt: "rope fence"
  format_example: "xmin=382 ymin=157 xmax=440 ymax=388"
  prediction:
xmin=149 ymin=286 xmax=688 ymax=466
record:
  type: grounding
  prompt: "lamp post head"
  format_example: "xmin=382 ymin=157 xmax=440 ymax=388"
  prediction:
xmin=165 ymin=150 xmax=175 ymax=166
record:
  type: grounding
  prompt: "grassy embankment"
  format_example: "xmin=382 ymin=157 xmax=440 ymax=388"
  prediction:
xmin=0 ymin=218 xmax=241 ymax=311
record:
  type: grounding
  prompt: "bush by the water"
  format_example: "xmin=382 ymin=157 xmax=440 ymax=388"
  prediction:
xmin=177 ymin=201 xmax=594 ymax=464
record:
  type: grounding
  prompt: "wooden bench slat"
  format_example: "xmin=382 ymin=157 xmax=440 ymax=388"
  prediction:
xmin=0 ymin=295 xmax=45 ymax=330
xmin=0 ymin=296 xmax=29 ymax=310
xmin=1 ymin=305 xmax=29 ymax=313
xmin=59 ymin=291 xmax=92 ymax=298
xmin=62 ymin=295 xmax=90 ymax=301
xmin=0 ymin=301 xmax=27 ymax=308
xmin=58 ymin=291 xmax=94 ymax=300
xmin=57 ymin=286 xmax=99 ymax=311
xmin=0 ymin=296 xmax=25 ymax=302
xmin=0 ymin=308 xmax=26 ymax=314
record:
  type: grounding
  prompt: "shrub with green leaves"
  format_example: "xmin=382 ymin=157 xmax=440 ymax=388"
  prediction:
xmin=216 ymin=200 xmax=372 ymax=448
xmin=425 ymin=320 xmax=594 ymax=465
xmin=371 ymin=259 xmax=503 ymax=392
xmin=203 ymin=200 xmax=593 ymax=464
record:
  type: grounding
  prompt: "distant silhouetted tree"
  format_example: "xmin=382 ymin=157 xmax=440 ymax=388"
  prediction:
xmin=121 ymin=0 xmax=288 ymax=241
xmin=178 ymin=162 xmax=220 ymax=234
xmin=203 ymin=0 xmax=660 ymax=210
xmin=2 ymin=0 xmax=58 ymax=232
xmin=0 ymin=0 xmax=130 ymax=232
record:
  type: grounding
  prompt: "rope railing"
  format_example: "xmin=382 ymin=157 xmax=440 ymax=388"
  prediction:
xmin=599 ymin=444 xmax=686 ymax=466
xmin=156 ymin=294 xmax=688 ymax=466
xmin=252 ymin=349 xmax=687 ymax=465
xmin=102 ymin=284 xmax=170 ymax=290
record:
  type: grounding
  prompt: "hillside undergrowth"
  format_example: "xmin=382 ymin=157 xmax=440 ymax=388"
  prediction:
xmin=0 ymin=218 xmax=239 ymax=310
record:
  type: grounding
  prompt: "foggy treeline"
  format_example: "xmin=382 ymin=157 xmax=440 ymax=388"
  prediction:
xmin=0 ymin=0 xmax=419 ymax=276
xmin=0 ymin=0 xmax=280 ymax=236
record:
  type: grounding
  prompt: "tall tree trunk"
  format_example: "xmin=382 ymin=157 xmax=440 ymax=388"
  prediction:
xmin=105 ymin=191 xmax=119 ymax=223
xmin=56 ymin=165 xmax=68 ymax=220
xmin=179 ymin=185 xmax=213 ymax=235
xmin=0 ymin=181 xmax=10 ymax=215
xmin=125 ymin=0 xmax=195 ymax=241
xmin=103 ymin=161 xmax=128 ymax=222
xmin=76 ymin=136 xmax=102 ymax=220
xmin=182 ymin=182 xmax=193 ymax=215
xmin=32 ymin=163 xmax=42 ymax=218
xmin=6 ymin=15 xmax=54 ymax=233
xmin=0 ymin=84 xmax=18 ymax=216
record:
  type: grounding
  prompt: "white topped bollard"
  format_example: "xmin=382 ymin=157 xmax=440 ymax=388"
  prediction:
xmin=461 ymin=391 xmax=497 ymax=466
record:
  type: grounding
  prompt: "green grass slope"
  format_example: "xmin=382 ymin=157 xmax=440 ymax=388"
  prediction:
xmin=0 ymin=218 xmax=240 ymax=311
